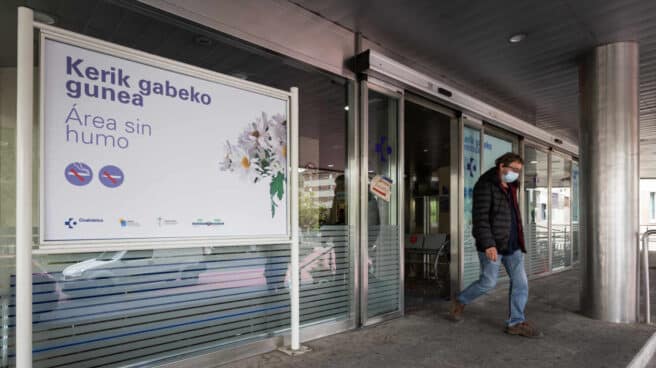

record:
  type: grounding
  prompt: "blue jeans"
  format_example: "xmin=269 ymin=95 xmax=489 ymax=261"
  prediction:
xmin=456 ymin=249 xmax=528 ymax=326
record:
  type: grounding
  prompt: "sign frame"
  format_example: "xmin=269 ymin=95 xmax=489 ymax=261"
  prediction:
xmin=36 ymin=25 xmax=298 ymax=253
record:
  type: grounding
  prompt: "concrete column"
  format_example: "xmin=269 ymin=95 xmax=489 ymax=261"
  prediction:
xmin=579 ymin=42 xmax=639 ymax=323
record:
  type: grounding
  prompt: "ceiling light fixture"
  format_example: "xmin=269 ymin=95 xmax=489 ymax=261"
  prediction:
xmin=231 ymin=72 xmax=248 ymax=80
xmin=508 ymin=33 xmax=527 ymax=44
xmin=34 ymin=11 xmax=56 ymax=25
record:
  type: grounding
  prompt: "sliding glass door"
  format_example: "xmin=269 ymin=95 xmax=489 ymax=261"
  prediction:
xmin=523 ymin=144 xmax=550 ymax=276
xmin=550 ymin=154 xmax=573 ymax=270
xmin=360 ymin=82 xmax=403 ymax=325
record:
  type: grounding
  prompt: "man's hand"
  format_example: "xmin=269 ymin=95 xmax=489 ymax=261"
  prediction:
xmin=485 ymin=247 xmax=498 ymax=262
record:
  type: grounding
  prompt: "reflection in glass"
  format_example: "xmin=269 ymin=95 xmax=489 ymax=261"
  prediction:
xmin=481 ymin=133 xmax=513 ymax=280
xmin=462 ymin=127 xmax=481 ymax=286
xmin=366 ymin=90 xmax=400 ymax=318
xmin=551 ymin=156 xmax=572 ymax=270
xmin=19 ymin=246 xmax=290 ymax=368
xmin=572 ymin=162 xmax=580 ymax=263
xmin=483 ymin=134 xmax=513 ymax=172
xmin=524 ymin=147 xmax=550 ymax=276
xmin=0 ymin=2 xmax=355 ymax=364
xmin=295 ymin=75 xmax=351 ymax=327
xmin=298 ymin=167 xmax=350 ymax=325
xmin=403 ymin=100 xmax=452 ymax=300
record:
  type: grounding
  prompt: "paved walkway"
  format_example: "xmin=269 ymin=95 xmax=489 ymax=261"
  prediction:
xmin=222 ymin=268 xmax=656 ymax=368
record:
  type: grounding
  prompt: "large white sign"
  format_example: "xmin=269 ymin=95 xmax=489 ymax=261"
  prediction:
xmin=42 ymin=37 xmax=291 ymax=243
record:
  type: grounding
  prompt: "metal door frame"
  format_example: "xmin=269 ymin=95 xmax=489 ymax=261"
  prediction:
xmin=521 ymin=140 xmax=552 ymax=278
xmin=482 ymin=123 xmax=521 ymax=164
xmin=404 ymin=93 xmax=459 ymax=298
xmin=549 ymin=150 xmax=574 ymax=272
xmin=458 ymin=120 xmax=521 ymax=288
xmin=457 ymin=114 xmax=483 ymax=291
xmin=359 ymin=78 xmax=405 ymax=326
xmin=522 ymin=139 xmax=580 ymax=278
xmin=571 ymin=158 xmax=580 ymax=265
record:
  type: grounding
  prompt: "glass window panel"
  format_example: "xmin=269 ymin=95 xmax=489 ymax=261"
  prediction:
xmin=366 ymin=90 xmax=400 ymax=318
xmin=572 ymin=162 xmax=580 ymax=263
xmin=551 ymin=155 xmax=572 ymax=270
xmin=640 ymin=180 xmax=656 ymax=251
xmin=3 ymin=2 xmax=354 ymax=366
xmin=481 ymin=133 xmax=514 ymax=280
xmin=524 ymin=146 xmax=550 ymax=276
xmin=462 ymin=126 xmax=481 ymax=286
xmin=482 ymin=134 xmax=513 ymax=172
xmin=25 ymin=245 xmax=291 ymax=368
xmin=1 ymin=60 xmax=18 ymax=368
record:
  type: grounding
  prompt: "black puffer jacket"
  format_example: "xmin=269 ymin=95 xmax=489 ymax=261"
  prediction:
xmin=472 ymin=167 xmax=526 ymax=254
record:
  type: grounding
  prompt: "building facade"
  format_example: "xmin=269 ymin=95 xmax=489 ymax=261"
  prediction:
xmin=0 ymin=1 xmax=584 ymax=367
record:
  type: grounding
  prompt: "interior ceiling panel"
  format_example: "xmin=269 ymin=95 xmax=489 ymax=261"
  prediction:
xmin=293 ymin=0 xmax=656 ymax=176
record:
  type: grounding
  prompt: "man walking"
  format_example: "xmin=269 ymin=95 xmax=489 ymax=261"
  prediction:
xmin=450 ymin=152 xmax=542 ymax=337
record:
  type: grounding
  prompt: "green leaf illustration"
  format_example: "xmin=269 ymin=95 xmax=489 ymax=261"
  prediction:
xmin=269 ymin=172 xmax=286 ymax=218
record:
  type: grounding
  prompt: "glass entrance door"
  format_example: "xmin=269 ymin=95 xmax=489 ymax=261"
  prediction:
xmin=483 ymin=132 xmax=515 ymax=171
xmin=523 ymin=145 xmax=550 ymax=276
xmin=550 ymin=154 xmax=573 ymax=270
xmin=361 ymin=82 xmax=403 ymax=325
xmin=462 ymin=125 xmax=519 ymax=285
xmin=403 ymin=97 xmax=456 ymax=306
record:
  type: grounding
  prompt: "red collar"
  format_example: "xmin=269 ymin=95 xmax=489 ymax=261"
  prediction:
xmin=500 ymin=182 xmax=518 ymax=193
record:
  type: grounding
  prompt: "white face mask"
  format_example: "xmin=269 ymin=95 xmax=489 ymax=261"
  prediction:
xmin=502 ymin=171 xmax=519 ymax=183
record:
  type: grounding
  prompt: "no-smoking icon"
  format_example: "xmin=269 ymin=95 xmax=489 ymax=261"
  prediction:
xmin=99 ymin=165 xmax=124 ymax=188
xmin=65 ymin=162 xmax=93 ymax=186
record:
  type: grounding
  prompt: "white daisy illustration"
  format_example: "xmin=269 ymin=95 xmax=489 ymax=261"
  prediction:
xmin=220 ymin=112 xmax=288 ymax=217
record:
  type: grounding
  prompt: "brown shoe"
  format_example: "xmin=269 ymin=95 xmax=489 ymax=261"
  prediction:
xmin=449 ymin=300 xmax=465 ymax=322
xmin=504 ymin=321 xmax=543 ymax=338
